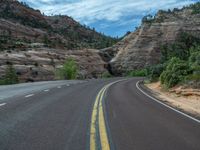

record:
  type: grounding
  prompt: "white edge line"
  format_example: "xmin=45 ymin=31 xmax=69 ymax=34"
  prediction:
xmin=136 ymin=81 xmax=200 ymax=124
xmin=25 ymin=94 xmax=34 ymax=98
xmin=44 ymin=89 xmax=50 ymax=92
xmin=0 ymin=103 xmax=6 ymax=107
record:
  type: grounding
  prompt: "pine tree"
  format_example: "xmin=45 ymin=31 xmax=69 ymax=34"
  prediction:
xmin=4 ymin=64 xmax=19 ymax=84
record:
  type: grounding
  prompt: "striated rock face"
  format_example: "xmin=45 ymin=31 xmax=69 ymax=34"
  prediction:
xmin=0 ymin=48 xmax=107 ymax=82
xmin=105 ymin=6 xmax=200 ymax=75
xmin=0 ymin=18 xmax=47 ymax=42
xmin=0 ymin=0 xmax=117 ymax=82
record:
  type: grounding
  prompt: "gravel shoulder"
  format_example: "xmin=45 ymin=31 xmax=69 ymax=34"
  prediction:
xmin=145 ymin=82 xmax=200 ymax=118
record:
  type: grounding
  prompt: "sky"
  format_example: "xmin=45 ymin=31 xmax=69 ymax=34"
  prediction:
xmin=19 ymin=0 xmax=199 ymax=37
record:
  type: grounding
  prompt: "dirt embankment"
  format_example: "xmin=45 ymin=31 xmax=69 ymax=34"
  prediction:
xmin=145 ymin=82 xmax=200 ymax=118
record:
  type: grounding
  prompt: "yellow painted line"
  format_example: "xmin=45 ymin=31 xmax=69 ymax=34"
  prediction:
xmin=99 ymin=86 xmax=110 ymax=150
xmin=90 ymin=86 xmax=107 ymax=150
xmin=90 ymin=79 xmax=127 ymax=150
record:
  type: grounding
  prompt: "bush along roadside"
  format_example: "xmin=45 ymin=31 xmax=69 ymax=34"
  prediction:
xmin=147 ymin=33 xmax=200 ymax=89
xmin=160 ymin=57 xmax=190 ymax=88
xmin=101 ymin=72 xmax=113 ymax=78
xmin=127 ymin=69 xmax=148 ymax=77
xmin=56 ymin=58 xmax=78 ymax=80
xmin=0 ymin=64 xmax=19 ymax=85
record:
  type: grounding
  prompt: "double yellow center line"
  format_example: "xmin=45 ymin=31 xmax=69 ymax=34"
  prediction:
xmin=90 ymin=79 xmax=126 ymax=150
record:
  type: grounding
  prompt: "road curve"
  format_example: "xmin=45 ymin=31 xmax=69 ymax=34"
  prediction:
xmin=0 ymin=78 xmax=199 ymax=150
xmin=105 ymin=78 xmax=200 ymax=150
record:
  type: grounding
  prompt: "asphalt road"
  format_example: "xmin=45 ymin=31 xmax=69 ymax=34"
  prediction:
xmin=0 ymin=78 xmax=199 ymax=150
xmin=0 ymin=80 xmax=85 ymax=101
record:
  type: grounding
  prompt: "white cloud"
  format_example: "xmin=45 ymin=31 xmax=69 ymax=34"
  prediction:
xmin=19 ymin=0 xmax=198 ymax=36
xmin=24 ymin=0 xmax=196 ymax=24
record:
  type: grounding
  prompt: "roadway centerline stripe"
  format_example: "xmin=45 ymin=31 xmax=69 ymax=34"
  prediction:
xmin=90 ymin=86 xmax=107 ymax=150
xmin=90 ymin=79 xmax=127 ymax=150
xmin=25 ymin=94 xmax=34 ymax=98
xmin=136 ymin=81 xmax=200 ymax=124
xmin=0 ymin=103 xmax=6 ymax=107
xmin=99 ymin=86 xmax=110 ymax=150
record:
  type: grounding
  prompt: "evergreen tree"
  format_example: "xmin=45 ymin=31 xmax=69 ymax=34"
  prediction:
xmin=4 ymin=64 xmax=19 ymax=84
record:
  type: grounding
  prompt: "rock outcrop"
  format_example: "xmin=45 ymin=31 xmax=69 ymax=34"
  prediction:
xmin=0 ymin=0 xmax=115 ymax=81
xmin=104 ymin=4 xmax=200 ymax=75
xmin=0 ymin=48 xmax=107 ymax=81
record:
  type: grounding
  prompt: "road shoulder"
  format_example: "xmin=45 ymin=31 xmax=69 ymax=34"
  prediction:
xmin=138 ymin=81 xmax=200 ymax=120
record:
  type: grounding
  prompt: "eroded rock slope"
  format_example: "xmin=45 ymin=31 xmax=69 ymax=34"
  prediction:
xmin=105 ymin=4 xmax=200 ymax=75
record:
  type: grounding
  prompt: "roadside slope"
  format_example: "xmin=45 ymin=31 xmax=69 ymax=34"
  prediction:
xmin=145 ymin=82 xmax=200 ymax=118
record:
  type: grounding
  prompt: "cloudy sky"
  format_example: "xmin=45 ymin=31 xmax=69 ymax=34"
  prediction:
xmin=19 ymin=0 xmax=199 ymax=37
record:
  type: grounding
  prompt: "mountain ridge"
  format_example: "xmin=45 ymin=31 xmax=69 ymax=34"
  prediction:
xmin=0 ymin=1 xmax=200 ymax=82
xmin=0 ymin=0 xmax=118 ymax=50
xmin=0 ymin=0 xmax=116 ymax=81
xmin=102 ymin=2 xmax=200 ymax=75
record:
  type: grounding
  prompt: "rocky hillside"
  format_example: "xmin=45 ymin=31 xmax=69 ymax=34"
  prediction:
xmin=0 ymin=0 xmax=118 ymax=82
xmin=103 ymin=2 xmax=200 ymax=75
xmin=0 ymin=0 xmax=118 ymax=50
xmin=0 ymin=48 xmax=107 ymax=82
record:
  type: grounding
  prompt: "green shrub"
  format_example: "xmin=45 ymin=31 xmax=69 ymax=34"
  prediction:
xmin=128 ymin=69 xmax=147 ymax=77
xmin=101 ymin=72 xmax=112 ymax=78
xmin=186 ymin=74 xmax=200 ymax=81
xmin=190 ymin=45 xmax=200 ymax=54
xmin=0 ymin=64 xmax=19 ymax=85
xmin=148 ymin=64 xmax=166 ymax=82
xmin=160 ymin=57 xmax=190 ymax=88
xmin=0 ymin=80 xmax=5 ymax=85
xmin=191 ymin=2 xmax=200 ymax=14
xmin=58 ymin=58 xmax=78 ymax=80
xmin=161 ymin=33 xmax=200 ymax=62
xmin=155 ymin=33 xmax=200 ymax=88
xmin=189 ymin=51 xmax=200 ymax=66
xmin=188 ymin=51 xmax=200 ymax=83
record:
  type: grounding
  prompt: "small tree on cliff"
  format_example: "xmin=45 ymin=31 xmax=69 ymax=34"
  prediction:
xmin=58 ymin=58 xmax=78 ymax=80
xmin=2 ymin=64 xmax=19 ymax=85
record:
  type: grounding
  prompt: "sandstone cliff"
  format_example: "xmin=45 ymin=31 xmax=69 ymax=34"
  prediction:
xmin=105 ymin=3 xmax=200 ymax=75
xmin=0 ymin=0 xmax=113 ymax=81
xmin=0 ymin=48 xmax=107 ymax=81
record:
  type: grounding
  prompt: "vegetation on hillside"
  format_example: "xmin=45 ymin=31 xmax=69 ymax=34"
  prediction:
xmin=0 ymin=1 xmax=50 ymax=29
xmin=137 ymin=2 xmax=200 ymax=88
xmin=0 ymin=30 xmax=31 ymax=51
xmin=142 ymin=2 xmax=200 ymax=24
xmin=0 ymin=0 xmax=119 ymax=50
xmin=191 ymin=2 xmax=200 ymax=14
xmin=149 ymin=33 xmax=200 ymax=88
xmin=0 ymin=64 xmax=19 ymax=85
xmin=101 ymin=72 xmax=113 ymax=78
xmin=159 ymin=57 xmax=190 ymax=88
xmin=128 ymin=32 xmax=200 ymax=88
xmin=127 ymin=69 xmax=148 ymax=77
